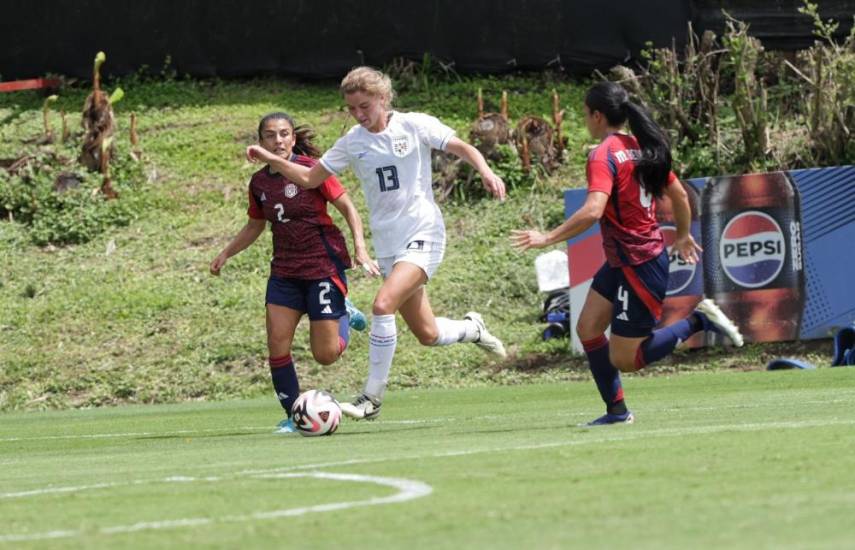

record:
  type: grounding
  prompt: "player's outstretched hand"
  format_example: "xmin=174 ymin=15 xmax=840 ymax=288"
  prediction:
xmin=673 ymin=234 xmax=703 ymax=265
xmin=210 ymin=253 xmax=228 ymax=276
xmin=481 ymin=169 xmax=506 ymax=201
xmin=354 ymin=246 xmax=381 ymax=277
xmin=510 ymin=229 xmax=549 ymax=251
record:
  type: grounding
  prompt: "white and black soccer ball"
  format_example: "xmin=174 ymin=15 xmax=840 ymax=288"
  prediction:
xmin=291 ymin=390 xmax=341 ymax=437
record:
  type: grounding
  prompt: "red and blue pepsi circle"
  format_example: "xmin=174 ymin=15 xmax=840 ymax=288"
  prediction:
xmin=660 ymin=224 xmax=698 ymax=296
xmin=718 ymin=211 xmax=786 ymax=289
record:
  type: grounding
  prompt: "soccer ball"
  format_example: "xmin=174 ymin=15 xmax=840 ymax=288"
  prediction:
xmin=291 ymin=390 xmax=341 ymax=437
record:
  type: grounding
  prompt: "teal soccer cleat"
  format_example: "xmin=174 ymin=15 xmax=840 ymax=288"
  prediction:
xmin=345 ymin=298 xmax=367 ymax=331
xmin=274 ymin=417 xmax=297 ymax=434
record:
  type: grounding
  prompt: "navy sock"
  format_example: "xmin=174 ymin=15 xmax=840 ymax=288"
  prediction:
xmin=636 ymin=313 xmax=704 ymax=369
xmin=269 ymin=355 xmax=299 ymax=415
xmin=338 ymin=314 xmax=350 ymax=354
xmin=582 ymin=334 xmax=626 ymax=415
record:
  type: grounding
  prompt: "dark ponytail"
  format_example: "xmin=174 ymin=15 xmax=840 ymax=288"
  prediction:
xmin=257 ymin=112 xmax=322 ymax=159
xmin=585 ymin=82 xmax=672 ymax=198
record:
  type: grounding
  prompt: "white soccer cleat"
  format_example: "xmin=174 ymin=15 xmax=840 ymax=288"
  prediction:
xmin=464 ymin=311 xmax=507 ymax=359
xmin=339 ymin=393 xmax=382 ymax=421
xmin=695 ymin=298 xmax=744 ymax=347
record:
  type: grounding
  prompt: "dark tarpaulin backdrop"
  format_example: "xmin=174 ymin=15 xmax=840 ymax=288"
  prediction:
xmin=0 ymin=0 xmax=852 ymax=80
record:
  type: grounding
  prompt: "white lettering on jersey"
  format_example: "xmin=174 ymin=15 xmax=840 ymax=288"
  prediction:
xmin=614 ymin=149 xmax=643 ymax=164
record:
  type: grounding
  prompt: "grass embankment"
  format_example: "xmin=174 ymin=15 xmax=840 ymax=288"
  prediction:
xmin=0 ymin=76 xmax=829 ymax=411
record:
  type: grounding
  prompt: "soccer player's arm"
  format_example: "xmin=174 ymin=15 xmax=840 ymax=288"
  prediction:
xmin=210 ymin=189 xmax=266 ymax=275
xmin=445 ymin=137 xmax=506 ymax=200
xmin=325 ymin=178 xmax=379 ymax=277
xmin=661 ymin=172 xmax=701 ymax=263
xmin=662 ymin=172 xmax=689 ymax=238
xmin=412 ymin=113 xmax=505 ymax=200
xmin=258 ymin=155 xmax=330 ymax=189
xmin=541 ymin=191 xmax=609 ymax=246
xmin=540 ymin=157 xmax=611 ymax=245
xmin=511 ymin=157 xmax=610 ymax=250
xmin=247 ymin=138 xmax=347 ymax=190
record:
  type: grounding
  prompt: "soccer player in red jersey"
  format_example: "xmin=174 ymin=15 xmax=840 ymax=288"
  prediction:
xmin=512 ymin=82 xmax=743 ymax=425
xmin=210 ymin=112 xmax=370 ymax=434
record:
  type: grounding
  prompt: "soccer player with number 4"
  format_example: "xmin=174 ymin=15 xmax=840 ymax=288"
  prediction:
xmin=211 ymin=112 xmax=369 ymax=434
xmin=246 ymin=67 xmax=508 ymax=420
xmin=511 ymin=82 xmax=744 ymax=425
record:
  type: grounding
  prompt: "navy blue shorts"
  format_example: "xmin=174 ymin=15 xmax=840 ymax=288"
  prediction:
xmin=590 ymin=250 xmax=668 ymax=338
xmin=265 ymin=275 xmax=347 ymax=321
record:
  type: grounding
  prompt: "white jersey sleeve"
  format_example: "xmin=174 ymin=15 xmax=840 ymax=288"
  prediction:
xmin=410 ymin=113 xmax=456 ymax=151
xmin=319 ymin=134 xmax=351 ymax=176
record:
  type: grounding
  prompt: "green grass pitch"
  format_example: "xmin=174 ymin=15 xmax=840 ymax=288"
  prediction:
xmin=2 ymin=368 xmax=854 ymax=548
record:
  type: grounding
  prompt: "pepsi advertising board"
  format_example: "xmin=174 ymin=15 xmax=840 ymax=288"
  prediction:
xmin=564 ymin=165 xmax=855 ymax=353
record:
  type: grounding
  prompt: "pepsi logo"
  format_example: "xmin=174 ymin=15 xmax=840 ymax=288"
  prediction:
xmin=719 ymin=211 xmax=785 ymax=288
xmin=661 ymin=225 xmax=696 ymax=295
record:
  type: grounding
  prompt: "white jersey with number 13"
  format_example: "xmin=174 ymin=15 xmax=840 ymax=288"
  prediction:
xmin=320 ymin=111 xmax=455 ymax=257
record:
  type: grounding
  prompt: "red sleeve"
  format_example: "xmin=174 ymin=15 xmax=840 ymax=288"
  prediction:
xmin=586 ymin=145 xmax=614 ymax=196
xmin=247 ymin=187 xmax=264 ymax=219
xmin=666 ymin=171 xmax=678 ymax=185
xmin=319 ymin=175 xmax=346 ymax=202
xmin=294 ymin=154 xmax=346 ymax=202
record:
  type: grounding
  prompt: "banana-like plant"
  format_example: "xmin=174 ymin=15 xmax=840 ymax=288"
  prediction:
xmin=41 ymin=95 xmax=58 ymax=142
xmin=81 ymin=51 xmax=123 ymax=176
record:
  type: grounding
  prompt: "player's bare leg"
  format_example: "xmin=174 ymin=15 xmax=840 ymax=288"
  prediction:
xmin=340 ymin=262 xmax=425 ymax=420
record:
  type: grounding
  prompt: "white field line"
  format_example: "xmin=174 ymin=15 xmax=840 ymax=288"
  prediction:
xmin=0 ymin=472 xmax=432 ymax=543
xmin=1 ymin=482 xmax=119 ymax=499
xmin=1 ymin=395 xmax=852 ymax=444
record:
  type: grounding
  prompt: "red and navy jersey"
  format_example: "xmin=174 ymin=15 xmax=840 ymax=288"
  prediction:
xmin=587 ymin=133 xmax=678 ymax=267
xmin=248 ymin=154 xmax=352 ymax=281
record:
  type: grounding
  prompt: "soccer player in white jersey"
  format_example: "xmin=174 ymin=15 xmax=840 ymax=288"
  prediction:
xmin=245 ymin=66 xmax=507 ymax=420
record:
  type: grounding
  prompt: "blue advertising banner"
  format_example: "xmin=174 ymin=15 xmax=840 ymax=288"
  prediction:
xmin=564 ymin=165 xmax=855 ymax=352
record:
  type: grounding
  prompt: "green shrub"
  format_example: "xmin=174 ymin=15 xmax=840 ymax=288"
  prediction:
xmin=0 ymin=137 xmax=146 ymax=246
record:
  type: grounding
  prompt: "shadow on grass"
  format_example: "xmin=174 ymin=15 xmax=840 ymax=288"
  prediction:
xmin=495 ymin=338 xmax=834 ymax=378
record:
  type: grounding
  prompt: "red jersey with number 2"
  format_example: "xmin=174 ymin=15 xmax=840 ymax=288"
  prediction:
xmin=247 ymin=154 xmax=352 ymax=280
xmin=586 ymin=133 xmax=677 ymax=267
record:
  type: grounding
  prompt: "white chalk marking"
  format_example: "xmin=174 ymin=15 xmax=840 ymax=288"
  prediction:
xmin=0 ymin=472 xmax=432 ymax=542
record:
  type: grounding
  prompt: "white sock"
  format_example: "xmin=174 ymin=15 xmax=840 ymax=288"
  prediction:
xmin=433 ymin=317 xmax=480 ymax=345
xmin=364 ymin=314 xmax=397 ymax=400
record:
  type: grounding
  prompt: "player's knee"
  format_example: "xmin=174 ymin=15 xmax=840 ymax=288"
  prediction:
xmin=372 ymin=294 xmax=396 ymax=316
xmin=610 ymin=351 xmax=639 ymax=373
xmin=415 ymin=327 xmax=439 ymax=346
xmin=312 ymin=348 xmax=339 ymax=366
xmin=267 ymin=338 xmax=293 ymax=356
xmin=576 ymin=319 xmax=599 ymax=342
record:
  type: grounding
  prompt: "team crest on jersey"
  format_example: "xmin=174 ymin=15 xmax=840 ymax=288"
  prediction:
xmin=391 ymin=135 xmax=411 ymax=157
xmin=283 ymin=183 xmax=299 ymax=199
